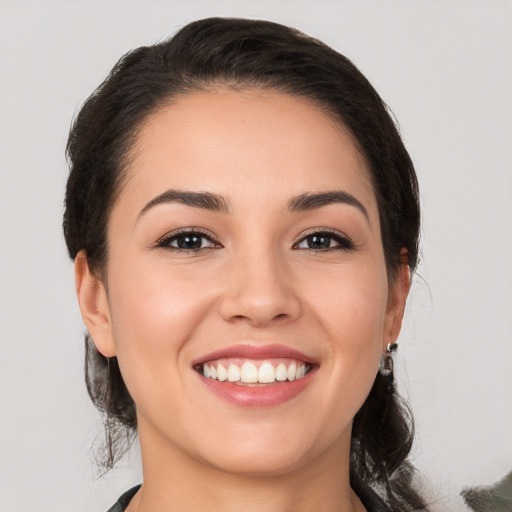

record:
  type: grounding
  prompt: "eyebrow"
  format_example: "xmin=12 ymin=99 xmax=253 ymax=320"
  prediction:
xmin=138 ymin=190 xmax=230 ymax=218
xmin=288 ymin=191 xmax=369 ymax=222
xmin=137 ymin=188 xmax=368 ymax=222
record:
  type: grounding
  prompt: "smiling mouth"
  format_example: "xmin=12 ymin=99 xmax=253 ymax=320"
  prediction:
xmin=195 ymin=359 xmax=312 ymax=386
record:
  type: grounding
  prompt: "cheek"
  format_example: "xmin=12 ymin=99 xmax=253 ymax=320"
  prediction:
xmin=105 ymin=259 xmax=218 ymax=392
xmin=303 ymin=260 xmax=389 ymax=343
xmin=300 ymin=261 xmax=388 ymax=395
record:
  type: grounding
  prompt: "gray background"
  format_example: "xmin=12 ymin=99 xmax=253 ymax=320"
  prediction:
xmin=1 ymin=1 xmax=511 ymax=511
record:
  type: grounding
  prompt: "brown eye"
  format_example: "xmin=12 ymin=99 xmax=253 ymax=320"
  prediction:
xmin=305 ymin=234 xmax=332 ymax=249
xmin=158 ymin=230 xmax=220 ymax=251
xmin=174 ymin=233 xmax=206 ymax=250
xmin=295 ymin=230 xmax=354 ymax=251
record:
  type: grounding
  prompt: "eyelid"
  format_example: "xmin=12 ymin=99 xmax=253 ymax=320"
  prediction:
xmin=293 ymin=227 xmax=355 ymax=250
xmin=154 ymin=227 xmax=222 ymax=249
xmin=152 ymin=226 xmax=354 ymax=251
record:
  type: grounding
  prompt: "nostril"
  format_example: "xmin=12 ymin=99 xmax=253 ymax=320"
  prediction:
xmin=218 ymin=283 xmax=302 ymax=326
xmin=230 ymin=312 xmax=290 ymax=324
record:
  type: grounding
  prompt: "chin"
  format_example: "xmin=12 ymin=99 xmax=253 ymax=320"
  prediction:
xmin=203 ymin=446 xmax=313 ymax=478
xmin=191 ymin=421 xmax=348 ymax=479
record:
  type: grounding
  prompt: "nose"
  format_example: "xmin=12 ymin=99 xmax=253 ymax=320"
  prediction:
xmin=218 ymin=251 xmax=302 ymax=327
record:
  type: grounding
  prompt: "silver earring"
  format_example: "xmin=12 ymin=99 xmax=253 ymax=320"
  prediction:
xmin=379 ymin=342 xmax=398 ymax=376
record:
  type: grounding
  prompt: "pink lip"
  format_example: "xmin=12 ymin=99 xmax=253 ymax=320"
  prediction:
xmin=192 ymin=343 xmax=318 ymax=408
xmin=192 ymin=343 xmax=317 ymax=366
xmin=200 ymin=369 xmax=317 ymax=407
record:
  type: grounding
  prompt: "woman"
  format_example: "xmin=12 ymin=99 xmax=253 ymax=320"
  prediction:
xmin=63 ymin=17 xmax=427 ymax=512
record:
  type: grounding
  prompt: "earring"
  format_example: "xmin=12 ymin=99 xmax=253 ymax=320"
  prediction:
xmin=379 ymin=342 xmax=398 ymax=376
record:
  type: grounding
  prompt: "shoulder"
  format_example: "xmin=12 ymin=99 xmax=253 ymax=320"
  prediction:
xmin=106 ymin=485 xmax=141 ymax=512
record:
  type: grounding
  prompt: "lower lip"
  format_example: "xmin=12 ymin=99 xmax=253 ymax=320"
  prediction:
xmin=199 ymin=369 xmax=316 ymax=407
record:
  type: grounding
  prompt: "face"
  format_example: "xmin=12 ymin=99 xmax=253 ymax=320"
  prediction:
xmin=77 ymin=89 xmax=408 ymax=478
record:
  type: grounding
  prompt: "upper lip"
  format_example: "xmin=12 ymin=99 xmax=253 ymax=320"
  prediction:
xmin=192 ymin=343 xmax=317 ymax=367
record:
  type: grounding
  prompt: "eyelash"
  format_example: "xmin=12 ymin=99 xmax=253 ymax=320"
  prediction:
xmin=155 ymin=228 xmax=221 ymax=253
xmin=293 ymin=229 xmax=355 ymax=252
xmin=155 ymin=228 xmax=354 ymax=253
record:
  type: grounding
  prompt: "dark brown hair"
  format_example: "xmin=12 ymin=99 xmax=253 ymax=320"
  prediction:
xmin=64 ymin=17 xmax=425 ymax=510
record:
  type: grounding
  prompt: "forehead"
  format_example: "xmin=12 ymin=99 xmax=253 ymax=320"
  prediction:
xmin=119 ymin=88 xmax=377 ymax=217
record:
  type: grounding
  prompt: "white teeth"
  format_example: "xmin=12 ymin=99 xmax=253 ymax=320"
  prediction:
xmin=217 ymin=364 xmax=227 ymax=382
xmin=276 ymin=363 xmax=288 ymax=381
xmin=287 ymin=363 xmax=297 ymax=381
xmin=258 ymin=362 xmax=276 ymax=383
xmin=202 ymin=360 xmax=310 ymax=384
xmin=227 ymin=364 xmax=240 ymax=382
xmin=240 ymin=362 xmax=258 ymax=383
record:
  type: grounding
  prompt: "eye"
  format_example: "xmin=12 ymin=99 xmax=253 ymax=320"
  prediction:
xmin=294 ymin=230 xmax=354 ymax=251
xmin=156 ymin=229 xmax=220 ymax=252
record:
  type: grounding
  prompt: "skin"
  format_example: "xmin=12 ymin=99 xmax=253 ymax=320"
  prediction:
xmin=75 ymin=88 xmax=410 ymax=512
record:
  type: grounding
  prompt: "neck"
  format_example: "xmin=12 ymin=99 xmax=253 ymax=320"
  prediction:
xmin=128 ymin=418 xmax=366 ymax=512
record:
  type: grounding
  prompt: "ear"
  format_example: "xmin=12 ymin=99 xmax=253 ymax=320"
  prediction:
xmin=383 ymin=248 xmax=411 ymax=349
xmin=74 ymin=251 xmax=117 ymax=357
